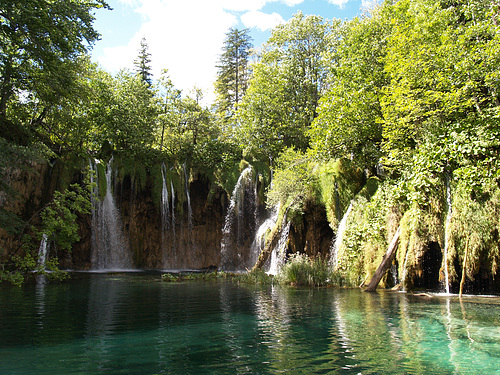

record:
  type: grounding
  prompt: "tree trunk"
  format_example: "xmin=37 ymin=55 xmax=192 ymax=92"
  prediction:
xmin=364 ymin=226 xmax=401 ymax=292
xmin=251 ymin=226 xmax=282 ymax=271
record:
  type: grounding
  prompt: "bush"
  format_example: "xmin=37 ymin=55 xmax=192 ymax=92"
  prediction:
xmin=277 ymin=253 xmax=331 ymax=287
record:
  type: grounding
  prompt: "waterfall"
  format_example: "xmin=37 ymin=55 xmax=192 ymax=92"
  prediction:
xmin=90 ymin=158 xmax=133 ymax=271
xmin=443 ymin=173 xmax=452 ymax=294
xmin=220 ymin=166 xmax=256 ymax=271
xmin=183 ymin=163 xmax=193 ymax=229
xmin=170 ymin=179 xmax=176 ymax=241
xmin=161 ymin=163 xmax=170 ymax=236
xmin=330 ymin=202 xmax=353 ymax=269
xmin=37 ymin=233 xmax=49 ymax=269
xmin=250 ymin=206 xmax=279 ymax=268
xmin=267 ymin=221 xmax=291 ymax=276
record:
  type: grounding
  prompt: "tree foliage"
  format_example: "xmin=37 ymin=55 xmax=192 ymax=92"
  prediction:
xmin=214 ymin=28 xmax=253 ymax=124
xmin=237 ymin=13 xmax=334 ymax=160
xmin=0 ymin=0 xmax=109 ymax=118
xmin=134 ymin=37 xmax=153 ymax=86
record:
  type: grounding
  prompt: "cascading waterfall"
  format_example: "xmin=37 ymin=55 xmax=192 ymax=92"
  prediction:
xmin=90 ymin=158 xmax=133 ymax=271
xmin=267 ymin=221 xmax=291 ymax=276
xmin=161 ymin=163 xmax=170 ymax=236
xmin=37 ymin=233 xmax=49 ymax=269
xmin=330 ymin=202 xmax=353 ymax=269
xmin=170 ymin=179 xmax=176 ymax=243
xmin=443 ymin=173 xmax=452 ymax=294
xmin=183 ymin=163 xmax=193 ymax=230
xmin=220 ymin=166 xmax=256 ymax=271
xmin=250 ymin=206 xmax=279 ymax=268
xmin=160 ymin=163 xmax=174 ymax=267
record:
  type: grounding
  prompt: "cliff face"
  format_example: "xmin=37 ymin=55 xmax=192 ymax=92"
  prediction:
xmin=3 ymin=159 xmax=498 ymax=294
xmin=65 ymin=171 xmax=226 ymax=270
xmin=0 ymin=163 xmax=48 ymax=255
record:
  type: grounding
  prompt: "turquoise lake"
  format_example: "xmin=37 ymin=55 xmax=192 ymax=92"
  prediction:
xmin=1 ymin=273 xmax=499 ymax=374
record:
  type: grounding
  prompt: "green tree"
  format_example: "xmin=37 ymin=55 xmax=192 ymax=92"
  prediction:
xmin=310 ymin=8 xmax=390 ymax=169
xmin=134 ymin=37 xmax=153 ymax=86
xmin=0 ymin=0 xmax=109 ymax=119
xmin=237 ymin=12 xmax=334 ymax=161
xmin=214 ymin=28 xmax=253 ymax=123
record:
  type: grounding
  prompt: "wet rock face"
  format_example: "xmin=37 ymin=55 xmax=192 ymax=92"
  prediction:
xmin=98 ymin=174 xmax=226 ymax=270
xmin=288 ymin=203 xmax=334 ymax=259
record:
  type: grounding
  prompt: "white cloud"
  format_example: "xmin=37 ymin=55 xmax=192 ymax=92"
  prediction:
xmin=96 ymin=0 xmax=305 ymax=105
xmin=98 ymin=0 xmax=239 ymax=105
xmin=327 ymin=0 xmax=350 ymax=8
xmin=280 ymin=0 xmax=304 ymax=6
xmin=241 ymin=10 xmax=284 ymax=31
xmin=221 ymin=0 xmax=267 ymax=12
xmin=361 ymin=0 xmax=380 ymax=10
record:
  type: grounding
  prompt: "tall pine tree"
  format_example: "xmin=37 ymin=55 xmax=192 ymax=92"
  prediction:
xmin=214 ymin=28 xmax=253 ymax=123
xmin=134 ymin=37 xmax=153 ymax=86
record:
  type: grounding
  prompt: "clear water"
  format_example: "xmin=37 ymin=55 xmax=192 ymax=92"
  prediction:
xmin=1 ymin=274 xmax=499 ymax=374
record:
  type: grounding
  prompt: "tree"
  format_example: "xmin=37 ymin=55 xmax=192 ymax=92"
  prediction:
xmin=310 ymin=7 xmax=391 ymax=169
xmin=134 ymin=37 xmax=153 ymax=86
xmin=0 ymin=0 xmax=109 ymax=120
xmin=157 ymin=70 xmax=181 ymax=152
xmin=237 ymin=12 xmax=334 ymax=160
xmin=214 ymin=28 xmax=253 ymax=123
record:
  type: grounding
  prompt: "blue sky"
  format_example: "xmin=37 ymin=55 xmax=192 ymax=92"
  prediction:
xmin=91 ymin=0 xmax=377 ymax=103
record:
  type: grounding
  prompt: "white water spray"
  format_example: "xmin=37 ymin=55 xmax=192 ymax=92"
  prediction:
xmin=267 ymin=221 xmax=291 ymax=276
xmin=183 ymin=163 xmax=193 ymax=230
xmin=161 ymin=163 xmax=170 ymax=236
xmin=250 ymin=206 xmax=279 ymax=268
xmin=330 ymin=202 xmax=353 ymax=268
xmin=220 ymin=166 xmax=255 ymax=270
xmin=90 ymin=158 xmax=133 ymax=270
xmin=37 ymin=233 xmax=49 ymax=269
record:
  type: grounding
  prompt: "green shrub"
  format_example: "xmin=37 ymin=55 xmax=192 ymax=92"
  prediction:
xmin=277 ymin=253 xmax=331 ymax=287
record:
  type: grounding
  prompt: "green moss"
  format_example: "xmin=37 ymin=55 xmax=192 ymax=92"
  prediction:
xmin=447 ymin=180 xmax=500 ymax=283
xmin=317 ymin=158 xmax=365 ymax=228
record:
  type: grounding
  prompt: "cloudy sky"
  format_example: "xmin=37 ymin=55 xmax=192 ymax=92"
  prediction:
xmin=91 ymin=0 xmax=377 ymax=103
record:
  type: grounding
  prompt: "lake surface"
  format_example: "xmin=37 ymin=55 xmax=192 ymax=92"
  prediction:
xmin=1 ymin=273 xmax=499 ymax=374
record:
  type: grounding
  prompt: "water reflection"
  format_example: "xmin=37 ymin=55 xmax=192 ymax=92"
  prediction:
xmin=0 ymin=275 xmax=499 ymax=374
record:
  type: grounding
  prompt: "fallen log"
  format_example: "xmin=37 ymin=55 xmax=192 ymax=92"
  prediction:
xmin=364 ymin=226 xmax=401 ymax=292
xmin=251 ymin=226 xmax=282 ymax=271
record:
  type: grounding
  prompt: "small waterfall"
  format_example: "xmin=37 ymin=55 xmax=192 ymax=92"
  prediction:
xmin=90 ymin=158 xmax=133 ymax=271
xmin=37 ymin=233 xmax=49 ymax=269
xmin=330 ymin=202 xmax=353 ymax=269
xmin=443 ymin=173 xmax=452 ymax=294
xmin=250 ymin=207 xmax=279 ymax=268
xmin=183 ymin=163 xmax=193 ymax=229
xmin=161 ymin=163 xmax=170 ymax=236
xmin=170 ymin=179 xmax=176 ymax=241
xmin=220 ymin=166 xmax=256 ymax=271
xmin=267 ymin=221 xmax=291 ymax=276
